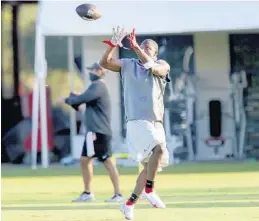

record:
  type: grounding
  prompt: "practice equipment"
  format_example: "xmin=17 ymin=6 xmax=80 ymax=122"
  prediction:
xmin=76 ymin=3 xmax=101 ymax=21
xmin=183 ymin=46 xmax=194 ymax=73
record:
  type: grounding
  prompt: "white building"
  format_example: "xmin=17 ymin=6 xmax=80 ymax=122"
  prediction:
xmin=35 ymin=1 xmax=259 ymax=165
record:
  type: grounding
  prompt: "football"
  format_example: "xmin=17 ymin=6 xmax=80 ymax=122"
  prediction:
xmin=75 ymin=3 xmax=101 ymax=21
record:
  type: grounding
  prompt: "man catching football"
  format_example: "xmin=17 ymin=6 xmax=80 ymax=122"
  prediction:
xmin=100 ymin=26 xmax=170 ymax=220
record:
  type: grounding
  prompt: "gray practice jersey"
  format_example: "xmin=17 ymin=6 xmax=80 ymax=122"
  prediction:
xmin=65 ymin=79 xmax=112 ymax=136
xmin=120 ymin=58 xmax=170 ymax=122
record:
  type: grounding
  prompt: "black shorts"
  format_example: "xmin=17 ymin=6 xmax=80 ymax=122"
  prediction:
xmin=81 ymin=133 xmax=112 ymax=162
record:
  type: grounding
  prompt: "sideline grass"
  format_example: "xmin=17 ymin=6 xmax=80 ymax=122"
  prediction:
xmin=2 ymin=162 xmax=259 ymax=221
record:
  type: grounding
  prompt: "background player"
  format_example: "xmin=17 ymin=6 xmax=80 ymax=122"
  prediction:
xmin=63 ymin=62 xmax=123 ymax=203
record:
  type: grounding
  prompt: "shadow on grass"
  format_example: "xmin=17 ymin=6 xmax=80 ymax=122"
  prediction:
xmin=2 ymin=201 xmax=259 ymax=211
xmin=2 ymin=162 xmax=259 ymax=178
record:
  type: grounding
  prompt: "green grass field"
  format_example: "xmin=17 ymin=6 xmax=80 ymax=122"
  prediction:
xmin=2 ymin=162 xmax=259 ymax=221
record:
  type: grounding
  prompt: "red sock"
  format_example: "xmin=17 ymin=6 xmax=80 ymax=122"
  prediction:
xmin=145 ymin=187 xmax=153 ymax=193
xmin=126 ymin=193 xmax=138 ymax=205
xmin=126 ymin=200 xmax=135 ymax=205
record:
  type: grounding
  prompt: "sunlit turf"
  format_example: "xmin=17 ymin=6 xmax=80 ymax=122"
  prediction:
xmin=2 ymin=162 xmax=259 ymax=221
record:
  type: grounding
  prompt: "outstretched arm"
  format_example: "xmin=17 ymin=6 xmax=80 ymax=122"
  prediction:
xmin=132 ymin=44 xmax=153 ymax=64
xmin=128 ymin=28 xmax=153 ymax=64
xmin=100 ymin=26 xmax=127 ymax=72
xmin=65 ymin=83 xmax=101 ymax=107
xmin=99 ymin=47 xmax=121 ymax=72
xmin=128 ymin=29 xmax=169 ymax=78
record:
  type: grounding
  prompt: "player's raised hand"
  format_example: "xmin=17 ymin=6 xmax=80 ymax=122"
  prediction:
xmin=102 ymin=26 xmax=127 ymax=48
xmin=127 ymin=28 xmax=138 ymax=49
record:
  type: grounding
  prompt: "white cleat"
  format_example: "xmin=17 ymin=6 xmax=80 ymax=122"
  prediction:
xmin=105 ymin=194 xmax=124 ymax=203
xmin=72 ymin=192 xmax=95 ymax=202
xmin=144 ymin=191 xmax=166 ymax=208
xmin=120 ymin=203 xmax=134 ymax=220
xmin=140 ymin=191 xmax=147 ymax=200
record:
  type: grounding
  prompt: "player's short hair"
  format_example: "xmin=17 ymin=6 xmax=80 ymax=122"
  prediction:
xmin=140 ymin=39 xmax=159 ymax=56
